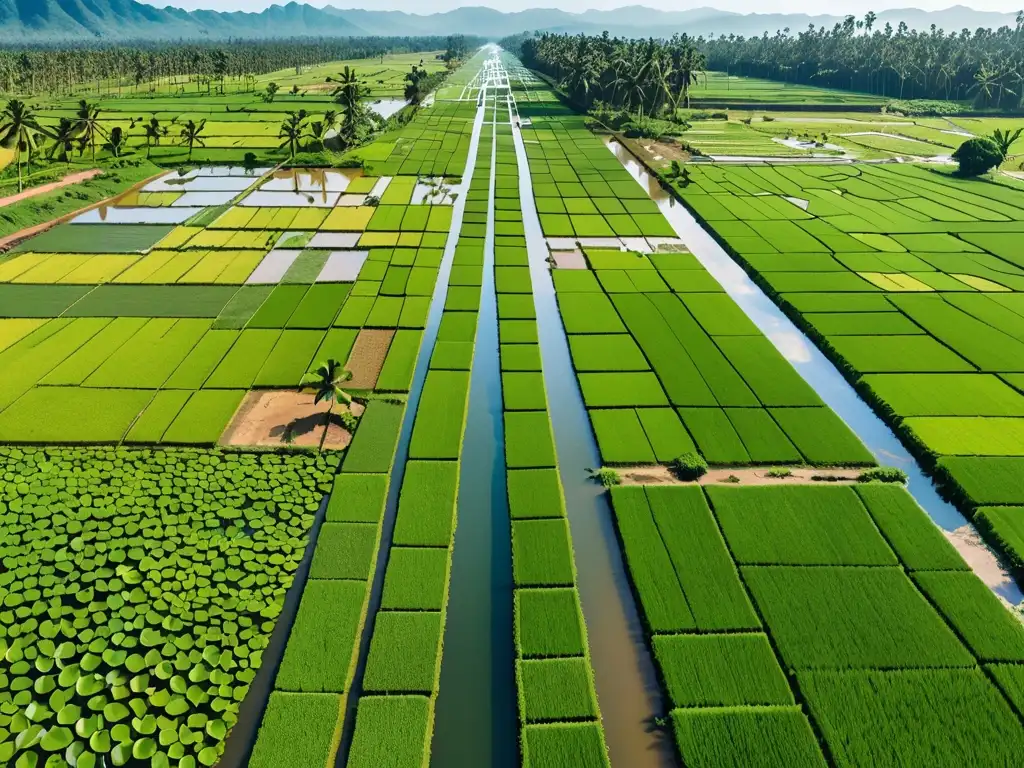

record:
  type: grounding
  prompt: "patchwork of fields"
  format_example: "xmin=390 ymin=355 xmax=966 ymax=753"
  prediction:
xmin=0 ymin=111 xmax=480 ymax=445
xmin=612 ymin=483 xmax=1024 ymax=766
xmin=673 ymin=163 xmax=1024 ymax=574
xmin=2 ymin=44 xmax=1024 ymax=768
xmin=519 ymin=100 xmax=874 ymax=469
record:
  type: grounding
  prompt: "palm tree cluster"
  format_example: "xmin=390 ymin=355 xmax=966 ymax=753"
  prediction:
xmin=698 ymin=12 xmax=1024 ymax=107
xmin=502 ymin=32 xmax=707 ymax=117
xmin=277 ymin=109 xmax=349 ymax=158
xmin=1 ymin=96 xmax=119 ymax=190
xmin=0 ymin=36 xmax=480 ymax=98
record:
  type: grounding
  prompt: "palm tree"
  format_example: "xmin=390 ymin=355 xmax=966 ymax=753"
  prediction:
xmin=0 ymin=99 xmax=44 ymax=193
xmin=328 ymin=66 xmax=368 ymax=144
xmin=990 ymin=128 xmax=1023 ymax=159
xmin=301 ymin=359 xmax=354 ymax=422
xmin=47 ymin=117 xmax=78 ymax=170
xmin=278 ymin=110 xmax=308 ymax=158
xmin=74 ymin=99 xmax=105 ymax=161
xmin=143 ymin=117 xmax=164 ymax=159
xmin=178 ymin=119 xmax=207 ymax=161
xmin=106 ymin=126 xmax=127 ymax=158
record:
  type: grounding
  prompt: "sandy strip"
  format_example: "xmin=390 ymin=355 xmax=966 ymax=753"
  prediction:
xmin=0 ymin=168 xmax=102 ymax=209
xmin=615 ymin=465 xmax=860 ymax=487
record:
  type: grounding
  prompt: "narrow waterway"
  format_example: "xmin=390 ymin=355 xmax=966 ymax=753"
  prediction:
xmin=604 ymin=137 xmax=1023 ymax=605
xmin=431 ymin=96 xmax=518 ymax=768
xmin=333 ymin=100 xmax=491 ymax=766
xmin=511 ymin=98 xmax=678 ymax=766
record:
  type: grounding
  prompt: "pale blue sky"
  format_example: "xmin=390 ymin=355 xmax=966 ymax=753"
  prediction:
xmin=142 ymin=1 xmax=1022 ymax=14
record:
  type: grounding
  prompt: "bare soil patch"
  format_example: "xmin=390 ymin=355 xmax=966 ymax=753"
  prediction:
xmin=220 ymin=389 xmax=364 ymax=450
xmin=637 ymin=140 xmax=689 ymax=166
xmin=551 ymin=250 xmax=587 ymax=269
xmin=615 ymin=465 xmax=859 ymax=487
xmin=347 ymin=328 xmax=395 ymax=389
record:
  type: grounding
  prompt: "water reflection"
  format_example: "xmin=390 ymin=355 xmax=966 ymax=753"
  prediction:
xmin=604 ymin=136 xmax=1023 ymax=604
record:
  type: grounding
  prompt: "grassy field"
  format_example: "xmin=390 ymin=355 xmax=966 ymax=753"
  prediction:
xmin=686 ymin=71 xmax=884 ymax=106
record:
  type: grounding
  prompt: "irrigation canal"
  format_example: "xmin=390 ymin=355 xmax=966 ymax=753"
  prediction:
xmin=601 ymin=136 xmax=1023 ymax=604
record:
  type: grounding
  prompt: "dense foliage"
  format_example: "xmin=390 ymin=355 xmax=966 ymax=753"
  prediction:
xmin=953 ymin=137 xmax=1007 ymax=175
xmin=0 ymin=447 xmax=338 ymax=768
xmin=0 ymin=36 xmax=479 ymax=98
xmin=502 ymin=32 xmax=707 ymax=117
xmin=700 ymin=12 xmax=1024 ymax=107
xmin=505 ymin=14 xmax=1024 ymax=110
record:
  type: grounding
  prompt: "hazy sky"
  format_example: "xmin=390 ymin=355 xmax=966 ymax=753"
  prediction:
xmin=141 ymin=1 xmax=1022 ymax=14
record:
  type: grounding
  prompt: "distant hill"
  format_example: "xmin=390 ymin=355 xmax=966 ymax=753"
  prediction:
xmin=0 ymin=1 xmax=1018 ymax=42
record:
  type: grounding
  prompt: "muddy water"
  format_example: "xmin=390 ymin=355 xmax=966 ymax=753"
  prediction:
xmin=333 ymin=102 xmax=491 ymax=766
xmin=512 ymin=116 xmax=677 ymax=766
xmin=604 ymin=137 xmax=1023 ymax=605
xmin=431 ymin=103 xmax=518 ymax=768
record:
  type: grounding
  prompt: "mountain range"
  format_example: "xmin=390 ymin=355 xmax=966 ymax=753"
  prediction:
xmin=0 ymin=1 xmax=1018 ymax=42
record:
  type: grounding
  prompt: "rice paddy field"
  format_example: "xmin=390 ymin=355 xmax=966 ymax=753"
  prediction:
xmin=610 ymin=482 xmax=1024 ymax=766
xmin=686 ymin=71 xmax=885 ymax=106
xmin=671 ymin=163 xmax=1024 ymax=577
xmin=2 ymin=43 xmax=1024 ymax=768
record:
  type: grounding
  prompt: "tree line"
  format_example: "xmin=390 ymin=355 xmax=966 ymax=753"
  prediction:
xmin=504 ymin=14 xmax=1024 ymax=110
xmin=699 ymin=13 xmax=1024 ymax=108
xmin=0 ymin=35 xmax=480 ymax=98
xmin=500 ymin=31 xmax=707 ymax=118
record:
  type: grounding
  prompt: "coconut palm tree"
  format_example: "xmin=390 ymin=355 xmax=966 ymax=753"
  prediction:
xmin=74 ymin=99 xmax=105 ymax=161
xmin=143 ymin=117 xmax=165 ymax=159
xmin=301 ymin=359 xmax=354 ymax=422
xmin=178 ymin=119 xmax=207 ymax=161
xmin=47 ymin=117 xmax=78 ymax=170
xmin=0 ymin=98 xmax=44 ymax=193
xmin=278 ymin=110 xmax=308 ymax=158
xmin=328 ymin=66 xmax=368 ymax=144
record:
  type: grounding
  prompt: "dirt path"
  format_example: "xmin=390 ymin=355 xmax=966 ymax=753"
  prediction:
xmin=0 ymin=168 xmax=102 ymax=209
xmin=615 ymin=465 xmax=861 ymax=486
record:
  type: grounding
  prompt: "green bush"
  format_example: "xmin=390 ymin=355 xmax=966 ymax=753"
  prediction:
xmin=858 ymin=466 xmax=909 ymax=484
xmin=671 ymin=451 xmax=708 ymax=481
xmin=953 ymin=138 xmax=1003 ymax=176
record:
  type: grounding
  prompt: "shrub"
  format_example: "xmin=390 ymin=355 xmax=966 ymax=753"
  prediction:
xmin=671 ymin=451 xmax=708 ymax=481
xmin=589 ymin=467 xmax=622 ymax=487
xmin=766 ymin=468 xmax=793 ymax=478
xmin=858 ymin=466 xmax=909 ymax=484
xmin=953 ymin=138 xmax=1003 ymax=176
xmin=884 ymin=99 xmax=963 ymax=116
